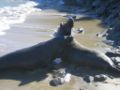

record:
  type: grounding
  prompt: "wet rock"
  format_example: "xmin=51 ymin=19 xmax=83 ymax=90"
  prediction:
xmin=83 ymin=75 xmax=94 ymax=83
xmin=103 ymin=40 xmax=114 ymax=46
xmin=106 ymin=48 xmax=120 ymax=65
xmin=51 ymin=68 xmax=71 ymax=86
xmin=83 ymin=74 xmax=107 ymax=83
xmin=111 ymin=57 xmax=120 ymax=65
xmin=50 ymin=77 xmax=65 ymax=86
xmin=50 ymin=78 xmax=59 ymax=86
xmin=106 ymin=51 xmax=120 ymax=57
xmin=52 ymin=69 xmax=66 ymax=78
xmin=94 ymin=74 xmax=107 ymax=82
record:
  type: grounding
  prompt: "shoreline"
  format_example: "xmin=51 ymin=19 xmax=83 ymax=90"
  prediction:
xmin=0 ymin=10 xmax=66 ymax=56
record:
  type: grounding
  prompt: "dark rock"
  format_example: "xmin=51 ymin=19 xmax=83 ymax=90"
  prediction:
xmin=106 ymin=52 xmax=120 ymax=57
xmin=50 ymin=78 xmax=60 ymax=86
xmin=103 ymin=40 xmax=114 ymax=46
xmin=84 ymin=74 xmax=107 ymax=83
xmin=50 ymin=77 xmax=65 ymax=86
xmin=94 ymin=74 xmax=107 ymax=82
xmin=83 ymin=75 xmax=94 ymax=83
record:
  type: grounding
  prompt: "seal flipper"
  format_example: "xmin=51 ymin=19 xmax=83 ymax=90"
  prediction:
xmin=110 ymin=64 xmax=120 ymax=75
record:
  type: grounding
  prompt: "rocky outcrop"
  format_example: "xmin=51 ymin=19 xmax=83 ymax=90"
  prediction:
xmin=63 ymin=0 xmax=120 ymax=46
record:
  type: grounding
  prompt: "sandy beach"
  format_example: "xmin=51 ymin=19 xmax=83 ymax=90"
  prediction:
xmin=0 ymin=6 xmax=120 ymax=90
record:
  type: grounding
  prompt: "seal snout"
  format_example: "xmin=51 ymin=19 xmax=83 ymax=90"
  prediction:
xmin=67 ymin=18 xmax=74 ymax=28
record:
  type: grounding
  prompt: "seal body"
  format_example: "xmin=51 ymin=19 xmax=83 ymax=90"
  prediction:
xmin=54 ymin=18 xmax=120 ymax=73
xmin=62 ymin=39 xmax=120 ymax=72
xmin=0 ymin=36 xmax=73 ymax=71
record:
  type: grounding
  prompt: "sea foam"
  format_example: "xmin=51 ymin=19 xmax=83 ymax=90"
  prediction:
xmin=0 ymin=1 xmax=40 ymax=36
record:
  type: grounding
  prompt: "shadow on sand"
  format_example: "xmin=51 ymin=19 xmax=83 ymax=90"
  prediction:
xmin=0 ymin=64 xmax=119 ymax=87
xmin=0 ymin=68 xmax=49 ymax=86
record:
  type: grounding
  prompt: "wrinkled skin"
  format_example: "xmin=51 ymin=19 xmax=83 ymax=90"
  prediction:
xmin=56 ymin=19 xmax=120 ymax=73
xmin=0 ymin=36 xmax=73 ymax=71
xmin=61 ymin=39 xmax=120 ymax=73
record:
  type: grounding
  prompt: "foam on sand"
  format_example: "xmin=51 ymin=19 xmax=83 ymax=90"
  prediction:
xmin=0 ymin=1 xmax=40 ymax=36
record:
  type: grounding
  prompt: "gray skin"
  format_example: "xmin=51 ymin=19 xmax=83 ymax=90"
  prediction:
xmin=56 ymin=18 xmax=74 ymax=36
xmin=61 ymin=39 xmax=120 ymax=73
xmin=56 ymin=19 xmax=120 ymax=73
xmin=0 ymin=36 xmax=73 ymax=71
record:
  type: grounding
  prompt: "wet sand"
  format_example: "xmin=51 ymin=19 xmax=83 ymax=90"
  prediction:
xmin=0 ymin=10 xmax=66 ymax=56
xmin=0 ymin=10 xmax=120 ymax=90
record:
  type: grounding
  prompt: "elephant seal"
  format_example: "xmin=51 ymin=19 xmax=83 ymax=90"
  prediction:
xmin=61 ymin=39 xmax=120 ymax=73
xmin=55 ymin=18 xmax=74 ymax=36
xmin=55 ymin=18 xmax=120 ymax=73
xmin=0 ymin=36 xmax=73 ymax=71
